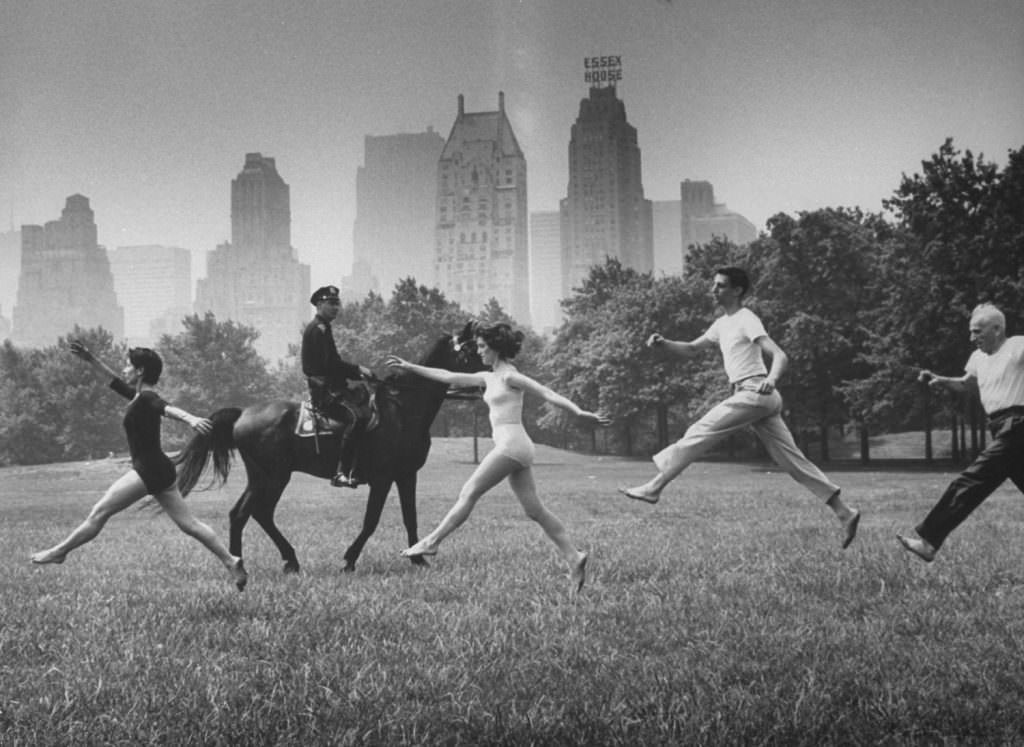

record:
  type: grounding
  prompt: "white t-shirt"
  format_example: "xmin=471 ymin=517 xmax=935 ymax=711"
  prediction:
xmin=703 ymin=307 xmax=769 ymax=383
xmin=965 ymin=335 xmax=1024 ymax=414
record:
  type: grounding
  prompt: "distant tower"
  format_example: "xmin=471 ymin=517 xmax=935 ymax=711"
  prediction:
xmin=347 ymin=128 xmax=445 ymax=301
xmin=436 ymin=93 xmax=530 ymax=324
xmin=12 ymin=195 xmax=123 ymax=348
xmin=561 ymin=84 xmax=653 ymax=296
xmin=529 ymin=211 xmax=562 ymax=334
xmin=195 ymin=154 xmax=310 ymax=361
xmin=0 ymin=226 xmax=20 ymax=317
xmin=679 ymin=180 xmax=757 ymax=255
xmin=108 ymin=245 xmax=192 ymax=345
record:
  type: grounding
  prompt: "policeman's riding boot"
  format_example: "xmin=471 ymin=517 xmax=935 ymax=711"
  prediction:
xmin=330 ymin=435 xmax=359 ymax=488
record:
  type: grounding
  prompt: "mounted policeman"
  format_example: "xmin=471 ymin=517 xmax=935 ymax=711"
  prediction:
xmin=301 ymin=285 xmax=374 ymax=487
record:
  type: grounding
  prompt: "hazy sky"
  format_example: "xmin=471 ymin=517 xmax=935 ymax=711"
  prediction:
xmin=2 ymin=0 xmax=1021 ymax=289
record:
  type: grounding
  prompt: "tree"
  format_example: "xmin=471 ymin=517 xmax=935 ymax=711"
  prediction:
xmin=158 ymin=313 xmax=276 ymax=416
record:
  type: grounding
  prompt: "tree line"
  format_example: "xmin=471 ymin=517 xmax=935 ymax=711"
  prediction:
xmin=1 ymin=139 xmax=1020 ymax=467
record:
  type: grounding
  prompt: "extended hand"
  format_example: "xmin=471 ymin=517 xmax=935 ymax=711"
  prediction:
xmin=646 ymin=333 xmax=665 ymax=348
xmin=918 ymin=369 xmax=936 ymax=385
xmin=69 ymin=340 xmax=93 ymax=361
xmin=581 ymin=410 xmax=612 ymax=427
xmin=191 ymin=417 xmax=213 ymax=435
xmin=385 ymin=355 xmax=409 ymax=370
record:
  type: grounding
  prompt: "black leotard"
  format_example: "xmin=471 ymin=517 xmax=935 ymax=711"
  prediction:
xmin=110 ymin=378 xmax=176 ymax=493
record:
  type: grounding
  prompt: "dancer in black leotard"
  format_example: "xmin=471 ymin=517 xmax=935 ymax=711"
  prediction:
xmin=31 ymin=341 xmax=248 ymax=591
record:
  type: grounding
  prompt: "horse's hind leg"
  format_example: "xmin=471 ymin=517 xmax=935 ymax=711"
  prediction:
xmin=228 ymin=487 xmax=254 ymax=559
xmin=395 ymin=472 xmax=428 ymax=567
xmin=342 ymin=478 xmax=393 ymax=572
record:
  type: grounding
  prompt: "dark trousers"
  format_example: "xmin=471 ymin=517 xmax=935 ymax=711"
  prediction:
xmin=917 ymin=410 xmax=1024 ymax=548
xmin=311 ymin=389 xmax=362 ymax=477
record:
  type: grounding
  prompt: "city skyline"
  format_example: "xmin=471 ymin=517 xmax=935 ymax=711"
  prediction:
xmin=3 ymin=1 xmax=1021 ymax=290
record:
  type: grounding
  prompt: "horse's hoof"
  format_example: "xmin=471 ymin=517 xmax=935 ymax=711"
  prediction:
xmin=342 ymin=560 xmax=356 ymax=573
xmin=410 ymin=555 xmax=429 ymax=567
xmin=282 ymin=560 xmax=300 ymax=574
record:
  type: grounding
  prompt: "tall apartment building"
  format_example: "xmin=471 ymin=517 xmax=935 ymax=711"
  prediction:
xmin=0 ymin=227 xmax=20 ymax=319
xmin=346 ymin=128 xmax=445 ymax=302
xmin=108 ymin=245 xmax=192 ymax=345
xmin=652 ymin=200 xmax=683 ymax=275
xmin=560 ymin=85 xmax=652 ymax=297
xmin=680 ymin=180 xmax=757 ymax=253
xmin=195 ymin=153 xmax=310 ymax=362
xmin=436 ymin=93 xmax=530 ymax=325
xmin=12 ymin=195 xmax=123 ymax=348
xmin=529 ymin=211 xmax=562 ymax=334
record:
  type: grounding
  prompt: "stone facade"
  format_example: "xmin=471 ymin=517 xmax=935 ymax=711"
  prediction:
xmin=435 ymin=93 xmax=530 ymax=325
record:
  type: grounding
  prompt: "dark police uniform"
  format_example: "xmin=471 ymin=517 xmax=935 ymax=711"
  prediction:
xmin=301 ymin=285 xmax=367 ymax=486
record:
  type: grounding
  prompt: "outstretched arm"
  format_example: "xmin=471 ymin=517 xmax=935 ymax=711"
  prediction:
xmin=69 ymin=340 xmax=121 ymax=381
xmin=504 ymin=371 xmax=611 ymax=426
xmin=164 ymin=405 xmax=213 ymax=435
xmin=646 ymin=332 xmax=715 ymax=360
xmin=385 ymin=355 xmax=486 ymax=389
xmin=918 ymin=369 xmax=975 ymax=393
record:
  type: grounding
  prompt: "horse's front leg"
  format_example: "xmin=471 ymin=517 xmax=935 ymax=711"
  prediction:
xmin=342 ymin=478 xmax=393 ymax=572
xmin=395 ymin=472 xmax=427 ymax=567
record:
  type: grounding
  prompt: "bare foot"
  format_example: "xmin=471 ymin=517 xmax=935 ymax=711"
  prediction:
xmin=229 ymin=557 xmax=248 ymax=591
xmin=31 ymin=549 xmax=67 ymax=565
xmin=401 ymin=540 xmax=438 ymax=557
xmin=571 ymin=552 xmax=588 ymax=593
xmin=618 ymin=486 xmax=660 ymax=505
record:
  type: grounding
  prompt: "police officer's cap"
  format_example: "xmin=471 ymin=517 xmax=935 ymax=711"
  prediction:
xmin=310 ymin=285 xmax=340 ymax=305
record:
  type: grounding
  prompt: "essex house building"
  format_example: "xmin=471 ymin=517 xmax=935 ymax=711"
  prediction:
xmin=435 ymin=93 xmax=530 ymax=325
xmin=195 ymin=153 xmax=310 ymax=362
xmin=560 ymin=72 xmax=653 ymax=297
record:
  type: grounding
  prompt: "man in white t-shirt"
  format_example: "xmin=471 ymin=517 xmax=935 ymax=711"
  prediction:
xmin=898 ymin=303 xmax=1024 ymax=562
xmin=620 ymin=267 xmax=861 ymax=549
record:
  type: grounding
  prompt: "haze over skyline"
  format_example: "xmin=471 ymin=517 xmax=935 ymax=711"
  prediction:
xmin=3 ymin=0 xmax=1021 ymax=292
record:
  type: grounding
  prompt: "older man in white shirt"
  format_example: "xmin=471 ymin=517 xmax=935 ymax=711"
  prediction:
xmin=899 ymin=303 xmax=1024 ymax=562
xmin=620 ymin=266 xmax=861 ymax=549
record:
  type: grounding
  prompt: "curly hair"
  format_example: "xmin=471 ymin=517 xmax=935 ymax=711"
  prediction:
xmin=128 ymin=347 xmax=163 ymax=385
xmin=478 ymin=323 xmax=524 ymax=359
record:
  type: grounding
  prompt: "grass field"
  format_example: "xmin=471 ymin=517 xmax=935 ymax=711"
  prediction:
xmin=3 ymin=439 xmax=1024 ymax=745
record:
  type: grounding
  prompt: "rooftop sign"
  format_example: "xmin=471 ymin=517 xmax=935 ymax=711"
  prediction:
xmin=584 ymin=55 xmax=622 ymax=87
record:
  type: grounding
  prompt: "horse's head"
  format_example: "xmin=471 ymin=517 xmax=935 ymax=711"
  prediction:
xmin=422 ymin=320 xmax=486 ymax=373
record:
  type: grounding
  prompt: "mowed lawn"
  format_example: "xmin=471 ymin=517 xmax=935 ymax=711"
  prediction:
xmin=2 ymin=439 xmax=1024 ymax=745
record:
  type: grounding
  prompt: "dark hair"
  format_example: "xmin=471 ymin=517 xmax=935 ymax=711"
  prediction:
xmin=478 ymin=323 xmax=524 ymax=359
xmin=714 ymin=266 xmax=751 ymax=297
xmin=128 ymin=347 xmax=163 ymax=385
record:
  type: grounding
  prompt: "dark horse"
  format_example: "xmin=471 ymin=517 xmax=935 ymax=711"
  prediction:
xmin=175 ymin=322 xmax=484 ymax=573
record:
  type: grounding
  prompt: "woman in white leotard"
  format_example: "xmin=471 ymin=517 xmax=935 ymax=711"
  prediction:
xmin=385 ymin=323 xmax=609 ymax=592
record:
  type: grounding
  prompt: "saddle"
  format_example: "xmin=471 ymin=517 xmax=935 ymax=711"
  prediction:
xmin=295 ymin=381 xmax=380 ymax=438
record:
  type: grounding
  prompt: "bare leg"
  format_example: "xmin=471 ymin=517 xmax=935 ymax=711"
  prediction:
xmin=154 ymin=487 xmax=247 ymax=590
xmin=508 ymin=466 xmax=588 ymax=592
xmin=401 ymin=449 xmax=514 ymax=556
xmin=31 ymin=471 xmax=148 ymax=564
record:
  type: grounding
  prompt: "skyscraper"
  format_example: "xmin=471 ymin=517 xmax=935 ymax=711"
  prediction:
xmin=347 ymin=128 xmax=445 ymax=301
xmin=436 ymin=93 xmax=530 ymax=325
xmin=0 ymin=227 xmax=20 ymax=318
xmin=560 ymin=85 xmax=653 ymax=296
xmin=529 ymin=210 xmax=562 ymax=334
xmin=679 ymin=180 xmax=757 ymax=252
xmin=195 ymin=153 xmax=310 ymax=361
xmin=108 ymin=245 xmax=192 ymax=345
xmin=12 ymin=195 xmax=123 ymax=348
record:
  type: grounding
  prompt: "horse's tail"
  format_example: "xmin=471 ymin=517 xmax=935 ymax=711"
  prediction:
xmin=175 ymin=407 xmax=243 ymax=497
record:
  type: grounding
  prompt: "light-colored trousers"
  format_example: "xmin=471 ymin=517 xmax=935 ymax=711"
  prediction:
xmin=653 ymin=388 xmax=840 ymax=501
